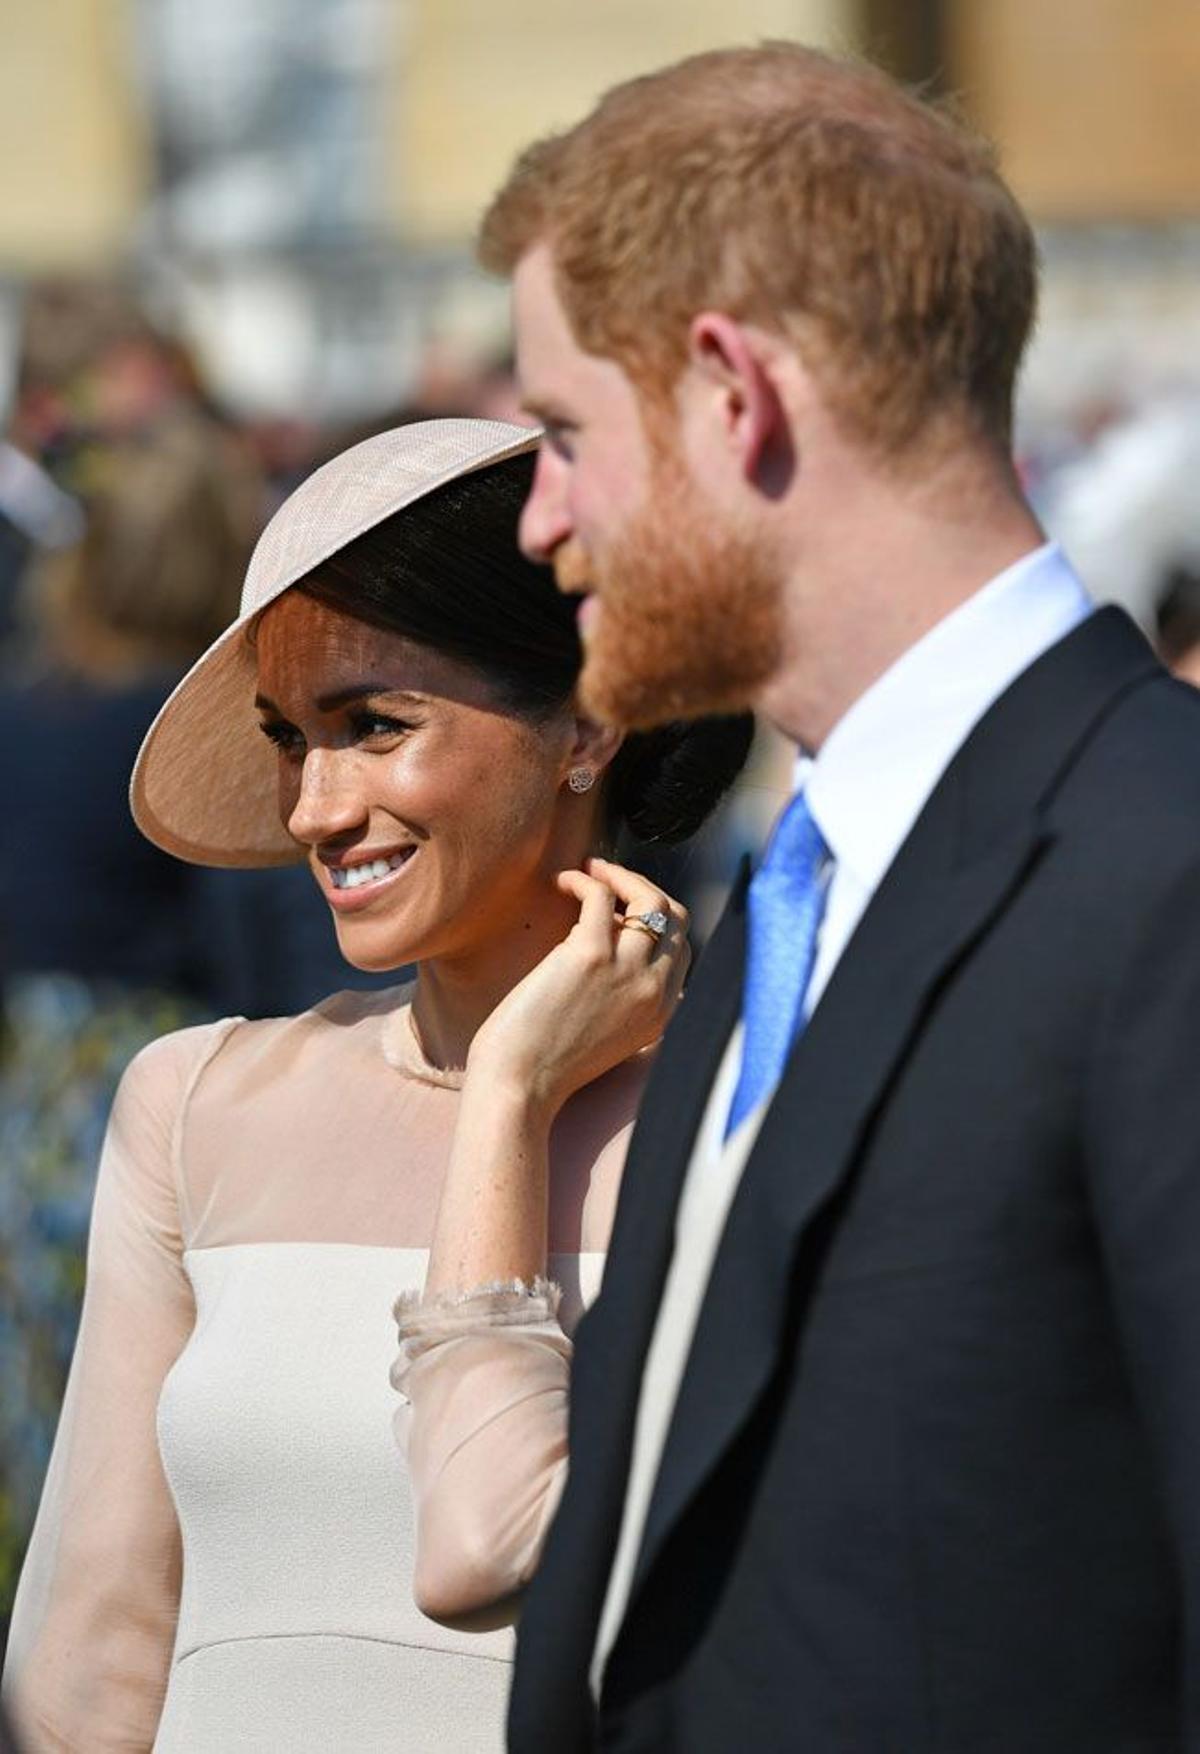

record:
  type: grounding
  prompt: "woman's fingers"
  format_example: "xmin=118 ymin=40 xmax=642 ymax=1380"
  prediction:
xmin=562 ymin=860 xmax=684 ymax=945
xmin=586 ymin=855 xmax=669 ymax=913
xmin=586 ymin=857 xmax=689 ymax=967
xmin=556 ymin=868 xmax=619 ymax=950
xmin=587 ymin=856 xmax=687 ymax=928
xmin=557 ymin=859 xmax=689 ymax=1032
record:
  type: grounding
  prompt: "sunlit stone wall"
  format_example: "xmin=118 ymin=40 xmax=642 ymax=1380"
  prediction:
xmin=392 ymin=0 xmax=856 ymax=246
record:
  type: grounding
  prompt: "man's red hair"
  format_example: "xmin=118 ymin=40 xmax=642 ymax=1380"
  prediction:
xmin=480 ymin=43 xmax=1037 ymax=457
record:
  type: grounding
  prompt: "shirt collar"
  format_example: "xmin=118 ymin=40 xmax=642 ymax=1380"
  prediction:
xmin=796 ymin=544 xmax=1092 ymax=897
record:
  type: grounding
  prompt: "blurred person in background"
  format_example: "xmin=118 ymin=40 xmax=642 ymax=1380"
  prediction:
xmin=1039 ymin=390 xmax=1200 ymax=632
xmin=0 ymin=447 xmax=82 ymax=657
xmin=1155 ymin=562 xmax=1200 ymax=687
xmin=3 ymin=279 xmax=210 ymax=574
xmin=2 ymin=420 xmax=751 ymax=1752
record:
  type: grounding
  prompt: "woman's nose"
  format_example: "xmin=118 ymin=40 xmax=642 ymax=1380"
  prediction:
xmin=518 ymin=448 xmax=572 ymax=563
xmin=286 ymin=747 xmax=368 ymax=847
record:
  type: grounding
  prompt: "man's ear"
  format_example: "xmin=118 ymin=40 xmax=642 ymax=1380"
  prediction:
xmin=686 ymin=312 xmax=794 ymax=498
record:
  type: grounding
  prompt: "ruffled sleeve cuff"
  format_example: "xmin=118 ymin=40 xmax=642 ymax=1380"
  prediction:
xmin=390 ymin=1277 xmax=575 ymax=1620
xmin=391 ymin=1277 xmax=566 ymax=1395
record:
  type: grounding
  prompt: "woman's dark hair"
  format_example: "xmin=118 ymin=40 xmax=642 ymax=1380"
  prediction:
xmin=297 ymin=449 xmax=753 ymax=844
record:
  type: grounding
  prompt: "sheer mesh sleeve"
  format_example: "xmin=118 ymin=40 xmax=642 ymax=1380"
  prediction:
xmin=389 ymin=1076 xmax=637 ymax=1632
xmin=392 ymin=1279 xmax=574 ymax=1629
xmin=3 ymin=1022 xmax=232 ymax=1752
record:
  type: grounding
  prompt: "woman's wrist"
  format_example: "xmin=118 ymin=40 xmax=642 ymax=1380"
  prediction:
xmin=462 ymin=1037 xmax=568 ymax=1127
xmin=425 ymin=1067 xmax=555 ymax=1296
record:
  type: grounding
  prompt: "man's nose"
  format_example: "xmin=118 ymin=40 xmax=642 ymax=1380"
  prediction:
xmin=518 ymin=447 xmax=572 ymax=563
xmin=287 ymin=747 xmax=368 ymax=847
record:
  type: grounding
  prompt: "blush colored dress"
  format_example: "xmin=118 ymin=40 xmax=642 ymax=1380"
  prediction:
xmin=3 ymin=984 xmax=642 ymax=1752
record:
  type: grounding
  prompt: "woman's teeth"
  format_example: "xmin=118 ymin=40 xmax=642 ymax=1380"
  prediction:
xmin=330 ymin=851 xmax=412 ymax=890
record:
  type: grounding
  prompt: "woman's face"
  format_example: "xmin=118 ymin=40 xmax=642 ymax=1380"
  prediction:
xmin=255 ymin=591 xmax=580 ymax=971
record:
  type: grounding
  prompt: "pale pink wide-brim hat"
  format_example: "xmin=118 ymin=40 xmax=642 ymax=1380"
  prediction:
xmin=130 ymin=417 xmax=541 ymax=868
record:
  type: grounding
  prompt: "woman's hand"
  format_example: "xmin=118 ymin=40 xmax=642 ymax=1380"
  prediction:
xmin=421 ymin=858 xmax=688 ymax=1297
xmin=467 ymin=857 xmax=691 ymax=1119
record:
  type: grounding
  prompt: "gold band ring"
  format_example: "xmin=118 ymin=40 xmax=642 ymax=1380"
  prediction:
xmin=619 ymin=908 xmax=671 ymax=944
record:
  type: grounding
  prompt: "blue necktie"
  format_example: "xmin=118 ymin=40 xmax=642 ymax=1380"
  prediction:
xmin=725 ymin=791 xmax=830 ymax=1139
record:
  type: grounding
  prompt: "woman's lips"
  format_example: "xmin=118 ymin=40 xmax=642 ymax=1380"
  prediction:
xmin=577 ymin=593 xmax=600 ymax=638
xmin=323 ymin=846 xmax=417 ymax=913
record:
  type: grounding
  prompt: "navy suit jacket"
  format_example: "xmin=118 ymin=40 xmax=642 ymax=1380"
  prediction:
xmin=509 ymin=609 xmax=1200 ymax=1752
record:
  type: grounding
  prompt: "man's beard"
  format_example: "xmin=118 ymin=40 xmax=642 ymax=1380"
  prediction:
xmin=555 ymin=449 xmax=784 ymax=731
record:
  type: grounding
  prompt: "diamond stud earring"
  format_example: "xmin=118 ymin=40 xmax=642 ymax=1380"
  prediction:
xmin=568 ymin=767 xmax=595 ymax=794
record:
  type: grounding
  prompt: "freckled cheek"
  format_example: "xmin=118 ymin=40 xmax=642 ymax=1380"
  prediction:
xmin=377 ymin=745 xmax=494 ymax=833
xmin=443 ymin=764 xmax=531 ymax=856
xmin=443 ymin=755 xmax=554 ymax=871
xmin=382 ymin=718 xmax=557 ymax=859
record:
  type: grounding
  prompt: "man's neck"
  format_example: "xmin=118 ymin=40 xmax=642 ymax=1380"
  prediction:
xmin=758 ymin=454 xmax=1045 ymax=752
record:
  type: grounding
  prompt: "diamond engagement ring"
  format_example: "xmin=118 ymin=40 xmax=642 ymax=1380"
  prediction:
xmin=621 ymin=909 xmax=671 ymax=944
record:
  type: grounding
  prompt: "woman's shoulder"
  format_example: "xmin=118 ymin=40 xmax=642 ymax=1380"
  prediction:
xmin=100 ymin=1020 xmax=245 ymax=1204
xmin=125 ymin=986 xmax=415 ymax=1227
xmin=178 ymin=980 xmax=415 ymax=1096
xmin=115 ymin=982 xmax=410 ymax=1102
xmin=118 ymin=1016 xmax=243 ymax=1112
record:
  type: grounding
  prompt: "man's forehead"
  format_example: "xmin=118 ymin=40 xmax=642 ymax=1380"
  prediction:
xmin=512 ymin=248 xmax=575 ymax=375
xmin=513 ymin=248 xmax=639 ymax=417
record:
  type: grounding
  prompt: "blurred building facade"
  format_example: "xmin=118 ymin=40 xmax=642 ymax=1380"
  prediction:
xmin=2 ymin=1 xmax=1199 ymax=426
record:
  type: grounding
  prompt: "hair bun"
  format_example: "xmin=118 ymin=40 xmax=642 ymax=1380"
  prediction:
xmin=608 ymin=714 xmax=755 ymax=845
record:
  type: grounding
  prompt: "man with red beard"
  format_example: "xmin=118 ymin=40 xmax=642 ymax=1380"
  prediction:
xmin=482 ymin=44 xmax=1200 ymax=1754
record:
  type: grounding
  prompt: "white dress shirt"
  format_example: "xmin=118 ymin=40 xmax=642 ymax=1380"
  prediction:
xmin=592 ymin=543 xmax=1093 ymax=1690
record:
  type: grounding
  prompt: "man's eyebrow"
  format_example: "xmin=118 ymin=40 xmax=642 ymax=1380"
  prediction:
xmin=253 ymin=685 xmax=426 ymax=715
xmin=519 ymin=396 xmax=573 ymax=425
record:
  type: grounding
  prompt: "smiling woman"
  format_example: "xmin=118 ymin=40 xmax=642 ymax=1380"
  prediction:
xmin=2 ymin=419 xmax=751 ymax=1754
xmin=254 ymin=586 xmax=581 ymax=982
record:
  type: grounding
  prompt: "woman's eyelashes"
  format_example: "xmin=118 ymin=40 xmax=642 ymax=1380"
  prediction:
xmin=258 ymin=717 xmax=303 ymax=757
xmin=257 ymin=708 xmax=418 ymax=759
xmin=347 ymin=708 xmax=418 ymax=745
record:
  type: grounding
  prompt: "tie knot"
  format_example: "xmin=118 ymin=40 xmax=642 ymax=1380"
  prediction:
xmin=756 ymin=790 xmax=827 ymax=889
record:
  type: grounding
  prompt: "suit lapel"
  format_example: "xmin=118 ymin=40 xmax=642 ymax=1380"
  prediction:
xmin=633 ymin=815 xmax=1046 ymax=1592
xmin=627 ymin=606 xmax=1161 ymax=1604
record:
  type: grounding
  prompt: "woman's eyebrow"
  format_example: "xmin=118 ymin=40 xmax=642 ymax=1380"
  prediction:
xmin=253 ymin=685 xmax=425 ymax=715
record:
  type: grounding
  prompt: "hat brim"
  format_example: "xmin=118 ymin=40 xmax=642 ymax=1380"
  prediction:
xmin=129 ymin=419 xmax=542 ymax=868
xmin=130 ymin=615 xmax=300 ymax=867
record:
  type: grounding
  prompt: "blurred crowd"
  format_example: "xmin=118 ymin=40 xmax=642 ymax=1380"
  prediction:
xmin=1023 ymin=389 xmax=1200 ymax=678
xmin=2 ymin=267 xmax=1200 ymax=1632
